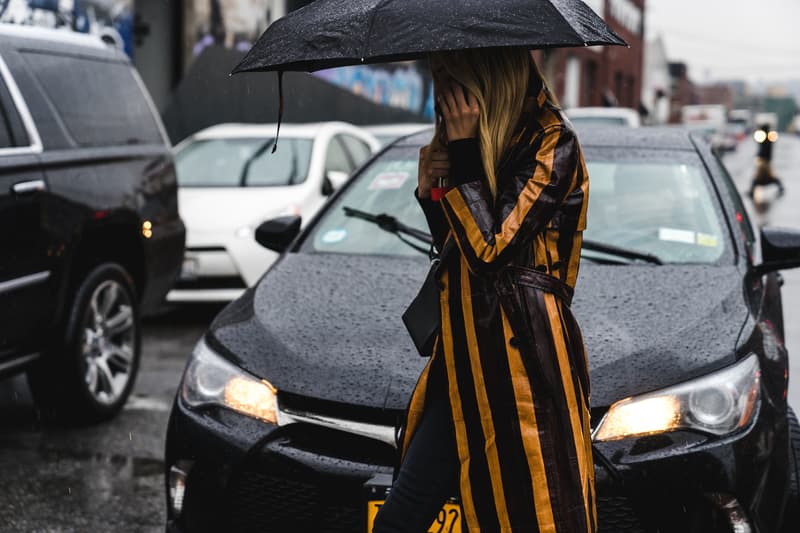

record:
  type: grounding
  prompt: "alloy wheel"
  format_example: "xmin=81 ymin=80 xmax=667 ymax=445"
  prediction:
xmin=80 ymin=280 xmax=136 ymax=405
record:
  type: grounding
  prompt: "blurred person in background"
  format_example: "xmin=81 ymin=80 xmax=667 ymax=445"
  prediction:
xmin=749 ymin=123 xmax=785 ymax=198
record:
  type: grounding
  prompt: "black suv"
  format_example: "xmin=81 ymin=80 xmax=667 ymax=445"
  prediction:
xmin=0 ymin=26 xmax=184 ymax=422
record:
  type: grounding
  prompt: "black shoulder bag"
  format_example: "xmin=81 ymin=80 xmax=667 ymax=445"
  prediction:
xmin=402 ymin=251 xmax=442 ymax=357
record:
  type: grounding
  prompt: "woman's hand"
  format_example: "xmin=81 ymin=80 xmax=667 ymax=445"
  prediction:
xmin=440 ymin=84 xmax=479 ymax=141
xmin=418 ymin=145 xmax=450 ymax=199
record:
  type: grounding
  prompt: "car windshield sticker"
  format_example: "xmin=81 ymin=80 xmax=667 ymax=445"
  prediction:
xmin=658 ymin=228 xmax=696 ymax=245
xmin=696 ymin=233 xmax=719 ymax=247
xmin=321 ymin=228 xmax=348 ymax=244
xmin=368 ymin=172 xmax=410 ymax=191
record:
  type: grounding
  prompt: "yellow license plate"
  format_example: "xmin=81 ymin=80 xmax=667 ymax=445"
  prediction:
xmin=366 ymin=500 xmax=462 ymax=533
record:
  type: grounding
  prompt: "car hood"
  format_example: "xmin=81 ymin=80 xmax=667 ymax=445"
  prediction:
xmin=209 ymin=254 xmax=747 ymax=411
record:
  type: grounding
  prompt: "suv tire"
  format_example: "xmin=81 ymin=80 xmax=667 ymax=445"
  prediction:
xmin=27 ymin=263 xmax=141 ymax=424
xmin=782 ymin=408 xmax=800 ymax=532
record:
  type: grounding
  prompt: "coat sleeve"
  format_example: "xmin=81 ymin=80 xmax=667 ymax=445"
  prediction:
xmin=440 ymin=125 xmax=581 ymax=274
xmin=415 ymin=188 xmax=450 ymax=252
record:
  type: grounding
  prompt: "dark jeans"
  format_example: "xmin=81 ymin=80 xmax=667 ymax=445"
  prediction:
xmin=373 ymin=382 xmax=460 ymax=533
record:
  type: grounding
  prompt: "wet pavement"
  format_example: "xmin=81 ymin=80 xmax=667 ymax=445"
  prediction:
xmin=0 ymin=135 xmax=799 ymax=532
xmin=0 ymin=304 xmax=222 ymax=532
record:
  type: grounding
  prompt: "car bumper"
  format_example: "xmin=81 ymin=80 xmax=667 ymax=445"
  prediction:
xmin=166 ymin=288 xmax=245 ymax=303
xmin=166 ymin=397 xmax=790 ymax=533
xmin=166 ymin=249 xmax=249 ymax=303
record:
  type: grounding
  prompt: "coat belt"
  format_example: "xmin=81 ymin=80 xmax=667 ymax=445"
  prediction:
xmin=507 ymin=266 xmax=574 ymax=306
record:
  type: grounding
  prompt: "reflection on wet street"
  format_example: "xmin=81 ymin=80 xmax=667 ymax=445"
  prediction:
xmin=0 ymin=305 xmax=222 ymax=532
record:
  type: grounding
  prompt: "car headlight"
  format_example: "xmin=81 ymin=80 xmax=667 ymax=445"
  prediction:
xmin=593 ymin=355 xmax=760 ymax=442
xmin=181 ymin=339 xmax=278 ymax=424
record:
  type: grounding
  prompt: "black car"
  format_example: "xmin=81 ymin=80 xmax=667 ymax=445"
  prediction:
xmin=165 ymin=127 xmax=800 ymax=533
xmin=0 ymin=26 xmax=185 ymax=422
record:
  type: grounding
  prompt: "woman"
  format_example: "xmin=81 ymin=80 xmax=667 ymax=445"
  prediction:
xmin=374 ymin=47 xmax=593 ymax=533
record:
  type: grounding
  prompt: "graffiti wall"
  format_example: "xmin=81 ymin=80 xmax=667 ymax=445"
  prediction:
xmin=0 ymin=0 xmax=134 ymax=57
xmin=315 ymin=63 xmax=434 ymax=120
xmin=185 ymin=0 xmax=432 ymax=119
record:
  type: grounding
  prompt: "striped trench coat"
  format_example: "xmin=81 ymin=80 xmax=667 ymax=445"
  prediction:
xmin=401 ymin=77 xmax=594 ymax=532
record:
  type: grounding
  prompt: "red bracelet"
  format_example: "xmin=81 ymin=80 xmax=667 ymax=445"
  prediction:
xmin=431 ymin=186 xmax=453 ymax=201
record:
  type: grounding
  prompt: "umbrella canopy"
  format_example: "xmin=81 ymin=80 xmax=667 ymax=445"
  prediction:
xmin=232 ymin=0 xmax=627 ymax=74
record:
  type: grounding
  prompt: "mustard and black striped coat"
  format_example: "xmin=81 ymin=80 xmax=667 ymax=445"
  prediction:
xmin=402 ymin=79 xmax=594 ymax=532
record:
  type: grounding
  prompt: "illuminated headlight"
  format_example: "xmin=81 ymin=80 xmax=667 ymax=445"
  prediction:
xmin=181 ymin=339 xmax=278 ymax=424
xmin=593 ymin=355 xmax=760 ymax=442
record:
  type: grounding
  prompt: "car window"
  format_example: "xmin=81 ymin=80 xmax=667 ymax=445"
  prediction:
xmin=711 ymin=154 xmax=756 ymax=245
xmin=20 ymin=52 xmax=162 ymax=147
xmin=582 ymin=150 xmax=727 ymax=264
xmin=0 ymin=77 xmax=23 ymax=148
xmin=175 ymin=137 xmax=313 ymax=187
xmin=0 ymin=105 xmax=13 ymax=148
xmin=340 ymin=135 xmax=372 ymax=166
xmin=325 ymin=136 xmax=354 ymax=174
xmin=305 ymin=145 xmax=728 ymax=264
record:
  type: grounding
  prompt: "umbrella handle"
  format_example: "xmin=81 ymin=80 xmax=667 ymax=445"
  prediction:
xmin=272 ymin=71 xmax=284 ymax=154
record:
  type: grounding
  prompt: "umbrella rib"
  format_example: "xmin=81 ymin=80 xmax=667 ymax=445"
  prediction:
xmin=548 ymin=0 xmax=590 ymax=46
xmin=361 ymin=0 xmax=392 ymax=61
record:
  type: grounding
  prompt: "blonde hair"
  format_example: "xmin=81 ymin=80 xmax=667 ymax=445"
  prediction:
xmin=428 ymin=48 xmax=551 ymax=197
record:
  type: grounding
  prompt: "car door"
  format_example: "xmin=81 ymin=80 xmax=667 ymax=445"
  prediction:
xmin=0 ymin=54 xmax=49 ymax=362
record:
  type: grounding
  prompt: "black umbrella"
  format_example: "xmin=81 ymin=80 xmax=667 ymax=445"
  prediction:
xmin=232 ymin=0 xmax=627 ymax=74
xmin=231 ymin=0 xmax=627 ymax=151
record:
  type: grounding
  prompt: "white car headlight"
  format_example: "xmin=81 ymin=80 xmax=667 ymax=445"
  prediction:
xmin=181 ymin=339 xmax=278 ymax=424
xmin=593 ymin=355 xmax=760 ymax=442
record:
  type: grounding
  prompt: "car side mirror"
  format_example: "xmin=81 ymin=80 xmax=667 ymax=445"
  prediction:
xmin=322 ymin=170 xmax=349 ymax=196
xmin=754 ymin=227 xmax=800 ymax=275
xmin=254 ymin=216 xmax=302 ymax=253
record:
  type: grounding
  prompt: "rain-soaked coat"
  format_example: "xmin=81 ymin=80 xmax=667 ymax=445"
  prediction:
xmin=401 ymin=75 xmax=594 ymax=533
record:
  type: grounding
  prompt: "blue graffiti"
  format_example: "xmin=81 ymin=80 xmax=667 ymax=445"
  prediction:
xmin=315 ymin=64 xmax=433 ymax=119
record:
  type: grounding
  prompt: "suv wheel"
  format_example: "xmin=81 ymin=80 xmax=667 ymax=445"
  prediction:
xmin=27 ymin=263 xmax=141 ymax=424
xmin=782 ymin=408 xmax=800 ymax=532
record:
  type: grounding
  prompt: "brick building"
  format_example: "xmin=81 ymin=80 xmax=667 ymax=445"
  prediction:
xmin=668 ymin=62 xmax=699 ymax=123
xmin=538 ymin=0 xmax=646 ymax=110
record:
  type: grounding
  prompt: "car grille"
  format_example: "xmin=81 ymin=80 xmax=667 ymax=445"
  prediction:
xmin=224 ymin=424 xmax=396 ymax=533
xmin=597 ymin=496 xmax=646 ymax=532
xmin=226 ymin=463 xmax=365 ymax=533
xmin=223 ymin=417 xmax=646 ymax=533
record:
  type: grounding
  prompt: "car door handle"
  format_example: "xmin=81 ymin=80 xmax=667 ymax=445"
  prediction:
xmin=11 ymin=179 xmax=47 ymax=195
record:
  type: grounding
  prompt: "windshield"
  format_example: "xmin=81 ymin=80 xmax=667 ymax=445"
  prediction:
xmin=306 ymin=147 xmax=429 ymax=256
xmin=175 ymin=137 xmax=314 ymax=187
xmin=581 ymin=154 xmax=726 ymax=264
xmin=304 ymin=145 xmax=727 ymax=264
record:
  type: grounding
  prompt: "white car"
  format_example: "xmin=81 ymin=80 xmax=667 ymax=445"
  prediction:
xmin=565 ymin=107 xmax=641 ymax=128
xmin=365 ymin=123 xmax=433 ymax=146
xmin=168 ymin=122 xmax=381 ymax=302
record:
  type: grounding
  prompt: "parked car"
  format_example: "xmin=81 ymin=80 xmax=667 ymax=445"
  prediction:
xmin=0 ymin=25 xmax=185 ymax=422
xmin=165 ymin=127 xmax=800 ymax=533
xmin=168 ymin=122 xmax=380 ymax=302
xmin=364 ymin=123 xmax=433 ymax=146
xmin=565 ymin=107 xmax=641 ymax=128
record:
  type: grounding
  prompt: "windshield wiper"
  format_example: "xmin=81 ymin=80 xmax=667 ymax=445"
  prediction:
xmin=582 ymin=239 xmax=663 ymax=265
xmin=343 ymin=206 xmax=432 ymax=255
xmin=239 ymin=140 xmax=274 ymax=186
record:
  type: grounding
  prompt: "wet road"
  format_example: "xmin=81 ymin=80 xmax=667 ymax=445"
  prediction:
xmin=0 ymin=305 xmax=222 ymax=532
xmin=0 ymin=134 xmax=798 ymax=532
